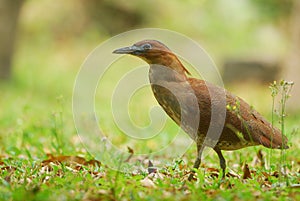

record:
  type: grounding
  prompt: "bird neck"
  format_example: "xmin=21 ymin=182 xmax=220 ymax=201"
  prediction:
xmin=148 ymin=54 xmax=189 ymax=83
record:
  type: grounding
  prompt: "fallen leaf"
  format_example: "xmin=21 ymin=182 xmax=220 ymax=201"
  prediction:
xmin=84 ymin=159 xmax=101 ymax=166
xmin=148 ymin=172 xmax=164 ymax=180
xmin=242 ymin=164 xmax=252 ymax=179
xmin=127 ymin=146 xmax=134 ymax=154
xmin=206 ymin=167 xmax=219 ymax=172
xmin=261 ymin=171 xmax=270 ymax=178
xmin=290 ymin=184 xmax=300 ymax=188
xmin=205 ymin=189 xmax=220 ymax=197
xmin=205 ymin=167 xmax=220 ymax=178
xmin=42 ymin=154 xmax=100 ymax=167
xmin=141 ymin=177 xmax=156 ymax=188
xmin=124 ymin=146 xmax=134 ymax=162
xmin=227 ymin=169 xmax=240 ymax=178
xmin=272 ymin=171 xmax=279 ymax=178
xmin=148 ymin=160 xmax=157 ymax=174
xmin=220 ymin=180 xmax=233 ymax=190
xmin=257 ymin=149 xmax=265 ymax=167
xmin=1 ymin=166 xmax=17 ymax=183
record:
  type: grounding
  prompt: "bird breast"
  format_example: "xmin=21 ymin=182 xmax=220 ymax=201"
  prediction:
xmin=149 ymin=73 xmax=200 ymax=140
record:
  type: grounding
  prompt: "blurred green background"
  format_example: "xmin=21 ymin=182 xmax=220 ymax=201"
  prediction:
xmin=0 ymin=0 xmax=299 ymax=154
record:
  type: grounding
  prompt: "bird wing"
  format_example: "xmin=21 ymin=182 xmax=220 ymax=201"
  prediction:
xmin=151 ymin=80 xmax=202 ymax=140
xmin=188 ymin=78 xmax=288 ymax=149
xmin=227 ymin=95 xmax=289 ymax=149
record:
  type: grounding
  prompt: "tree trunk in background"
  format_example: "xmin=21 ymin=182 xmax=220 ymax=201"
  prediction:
xmin=0 ymin=0 xmax=23 ymax=80
xmin=284 ymin=0 xmax=300 ymax=110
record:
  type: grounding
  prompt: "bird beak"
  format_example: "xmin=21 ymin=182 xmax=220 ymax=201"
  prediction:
xmin=112 ymin=45 xmax=142 ymax=54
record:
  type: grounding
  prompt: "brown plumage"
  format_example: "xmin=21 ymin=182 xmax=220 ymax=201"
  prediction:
xmin=113 ymin=40 xmax=289 ymax=180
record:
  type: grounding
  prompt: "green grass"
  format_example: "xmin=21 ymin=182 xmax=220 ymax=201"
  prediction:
xmin=0 ymin=2 xmax=299 ymax=198
xmin=0 ymin=146 xmax=300 ymax=201
xmin=1 ymin=52 xmax=299 ymax=200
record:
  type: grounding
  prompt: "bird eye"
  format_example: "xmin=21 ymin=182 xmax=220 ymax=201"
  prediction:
xmin=143 ymin=44 xmax=152 ymax=50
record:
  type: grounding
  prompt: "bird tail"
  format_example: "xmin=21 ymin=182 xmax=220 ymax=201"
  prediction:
xmin=258 ymin=127 xmax=289 ymax=149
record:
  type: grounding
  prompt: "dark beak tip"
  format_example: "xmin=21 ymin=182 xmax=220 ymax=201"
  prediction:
xmin=112 ymin=46 xmax=133 ymax=54
xmin=112 ymin=49 xmax=123 ymax=54
xmin=112 ymin=49 xmax=120 ymax=54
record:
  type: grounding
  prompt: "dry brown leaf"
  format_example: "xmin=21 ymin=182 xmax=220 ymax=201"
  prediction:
xmin=1 ymin=165 xmax=16 ymax=172
xmin=127 ymin=146 xmax=134 ymax=154
xmin=148 ymin=172 xmax=164 ymax=180
xmin=90 ymin=171 xmax=106 ymax=179
xmin=1 ymin=166 xmax=17 ymax=183
xmin=124 ymin=146 xmax=134 ymax=162
xmin=84 ymin=159 xmax=101 ymax=166
xmin=206 ymin=167 xmax=219 ymax=172
xmin=148 ymin=160 xmax=157 ymax=174
xmin=272 ymin=171 xmax=279 ymax=178
xmin=242 ymin=164 xmax=252 ymax=179
xmin=261 ymin=179 xmax=272 ymax=188
xmin=141 ymin=177 xmax=156 ymax=188
xmin=257 ymin=149 xmax=265 ymax=167
xmin=227 ymin=169 xmax=240 ymax=178
xmin=179 ymin=164 xmax=187 ymax=170
xmin=205 ymin=167 xmax=219 ymax=178
xmin=205 ymin=189 xmax=220 ymax=197
xmin=220 ymin=180 xmax=234 ymax=190
xmin=42 ymin=154 xmax=101 ymax=167
xmin=261 ymin=171 xmax=270 ymax=177
xmin=262 ymin=181 xmax=272 ymax=189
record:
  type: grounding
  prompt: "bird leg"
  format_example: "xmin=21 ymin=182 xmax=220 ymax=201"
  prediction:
xmin=188 ymin=145 xmax=204 ymax=181
xmin=214 ymin=147 xmax=226 ymax=178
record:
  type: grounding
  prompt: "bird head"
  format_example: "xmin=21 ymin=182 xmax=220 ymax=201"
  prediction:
xmin=113 ymin=40 xmax=172 ymax=63
xmin=113 ymin=40 xmax=190 ymax=75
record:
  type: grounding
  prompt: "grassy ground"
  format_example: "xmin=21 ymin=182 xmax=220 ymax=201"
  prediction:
xmin=0 ymin=43 xmax=299 ymax=201
xmin=0 ymin=3 xmax=299 ymax=198
xmin=0 ymin=91 xmax=299 ymax=201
